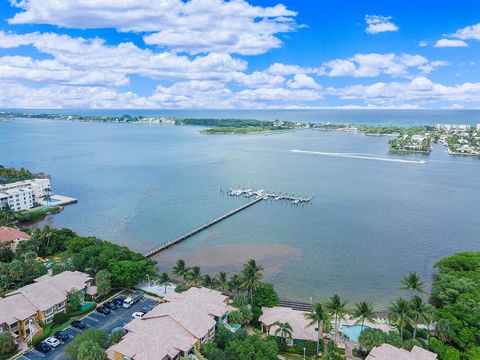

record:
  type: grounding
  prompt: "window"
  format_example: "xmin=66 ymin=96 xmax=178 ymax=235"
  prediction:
xmin=46 ymin=317 xmax=53 ymax=324
xmin=45 ymin=307 xmax=54 ymax=315
xmin=57 ymin=301 xmax=65 ymax=308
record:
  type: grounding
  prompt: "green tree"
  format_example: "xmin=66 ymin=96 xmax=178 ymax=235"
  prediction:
xmin=0 ymin=244 xmax=14 ymax=262
xmin=354 ymin=301 xmax=375 ymax=333
xmin=409 ymin=295 xmax=434 ymax=340
xmin=326 ymin=294 xmax=348 ymax=344
xmin=305 ymin=302 xmax=332 ymax=355
xmin=215 ymin=272 xmax=229 ymax=292
xmin=358 ymin=328 xmax=387 ymax=352
xmin=159 ymin=272 xmax=170 ymax=294
xmin=186 ymin=266 xmax=202 ymax=286
xmin=252 ymin=283 xmax=279 ymax=308
xmin=275 ymin=322 xmax=292 ymax=344
xmin=240 ymin=259 xmax=263 ymax=305
xmin=201 ymin=274 xmax=214 ymax=288
xmin=226 ymin=334 xmax=278 ymax=360
xmin=231 ymin=295 xmax=249 ymax=308
xmin=401 ymin=272 xmax=425 ymax=297
xmin=171 ymin=259 xmax=189 ymax=281
xmin=77 ymin=340 xmax=106 ymax=360
xmin=0 ymin=331 xmax=17 ymax=356
xmin=108 ymin=329 xmax=126 ymax=346
xmin=65 ymin=328 xmax=106 ymax=360
xmin=388 ymin=298 xmax=412 ymax=344
xmin=228 ymin=274 xmax=242 ymax=294
xmin=67 ymin=288 xmax=84 ymax=313
xmin=436 ymin=319 xmax=452 ymax=344
xmin=95 ymin=270 xmax=112 ymax=297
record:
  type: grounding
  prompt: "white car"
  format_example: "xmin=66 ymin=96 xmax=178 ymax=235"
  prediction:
xmin=132 ymin=312 xmax=145 ymax=319
xmin=44 ymin=337 xmax=61 ymax=348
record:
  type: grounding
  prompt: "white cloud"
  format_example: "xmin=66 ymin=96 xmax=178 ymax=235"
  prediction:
xmin=418 ymin=41 xmax=428 ymax=47
xmin=8 ymin=0 xmax=297 ymax=55
xmin=0 ymin=31 xmax=247 ymax=86
xmin=267 ymin=63 xmax=315 ymax=75
xmin=434 ymin=39 xmax=468 ymax=48
xmin=318 ymin=53 xmax=445 ymax=78
xmin=365 ymin=15 xmax=399 ymax=34
xmin=328 ymin=77 xmax=480 ymax=107
xmin=286 ymin=74 xmax=321 ymax=90
xmin=451 ymin=23 xmax=480 ymax=40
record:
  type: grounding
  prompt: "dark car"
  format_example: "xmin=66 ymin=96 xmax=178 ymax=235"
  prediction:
xmin=54 ymin=330 xmax=69 ymax=342
xmin=112 ymin=296 xmax=126 ymax=307
xmin=34 ymin=342 xmax=51 ymax=353
xmin=97 ymin=306 xmax=111 ymax=315
xmin=71 ymin=320 xmax=86 ymax=329
xmin=104 ymin=301 xmax=118 ymax=310
xmin=140 ymin=306 xmax=150 ymax=314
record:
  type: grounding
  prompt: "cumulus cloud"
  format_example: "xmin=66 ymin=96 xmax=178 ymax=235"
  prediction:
xmin=451 ymin=23 xmax=480 ymax=40
xmin=8 ymin=0 xmax=297 ymax=55
xmin=328 ymin=77 xmax=480 ymax=107
xmin=286 ymin=74 xmax=321 ymax=90
xmin=434 ymin=39 xmax=468 ymax=48
xmin=318 ymin=53 xmax=446 ymax=78
xmin=365 ymin=15 xmax=399 ymax=34
xmin=0 ymin=31 xmax=247 ymax=86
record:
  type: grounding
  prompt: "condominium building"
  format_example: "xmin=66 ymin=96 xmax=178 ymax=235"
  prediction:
xmin=0 ymin=271 xmax=93 ymax=342
xmin=0 ymin=178 xmax=51 ymax=211
xmin=107 ymin=287 xmax=232 ymax=360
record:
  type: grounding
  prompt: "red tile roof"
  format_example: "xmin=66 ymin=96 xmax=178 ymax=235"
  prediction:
xmin=0 ymin=226 xmax=31 ymax=243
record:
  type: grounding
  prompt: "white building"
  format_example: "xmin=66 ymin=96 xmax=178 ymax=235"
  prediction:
xmin=0 ymin=178 xmax=51 ymax=211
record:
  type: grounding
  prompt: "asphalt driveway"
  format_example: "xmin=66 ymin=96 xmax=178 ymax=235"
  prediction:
xmin=20 ymin=296 xmax=158 ymax=360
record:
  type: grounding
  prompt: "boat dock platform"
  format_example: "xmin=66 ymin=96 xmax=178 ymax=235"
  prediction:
xmin=227 ymin=187 xmax=313 ymax=205
xmin=143 ymin=187 xmax=313 ymax=258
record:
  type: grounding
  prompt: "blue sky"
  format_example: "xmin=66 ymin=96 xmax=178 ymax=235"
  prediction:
xmin=0 ymin=0 xmax=479 ymax=109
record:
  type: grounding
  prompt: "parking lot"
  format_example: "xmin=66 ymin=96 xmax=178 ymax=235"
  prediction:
xmin=20 ymin=296 xmax=158 ymax=360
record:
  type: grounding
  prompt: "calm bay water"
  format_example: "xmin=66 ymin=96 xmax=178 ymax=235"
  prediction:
xmin=1 ymin=110 xmax=480 ymax=308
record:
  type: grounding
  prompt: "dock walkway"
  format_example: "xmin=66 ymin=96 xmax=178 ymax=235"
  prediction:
xmin=144 ymin=196 xmax=265 ymax=258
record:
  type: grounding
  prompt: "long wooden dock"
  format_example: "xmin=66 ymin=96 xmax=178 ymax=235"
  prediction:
xmin=144 ymin=196 xmax=265 ymax=258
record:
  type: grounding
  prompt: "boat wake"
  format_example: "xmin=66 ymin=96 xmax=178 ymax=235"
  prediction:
xmin=291 ymin=150 xmax=427 ymax=164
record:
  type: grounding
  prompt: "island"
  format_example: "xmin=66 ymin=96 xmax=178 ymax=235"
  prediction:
xmin=2 ymin=111 xmax=480 ymax=157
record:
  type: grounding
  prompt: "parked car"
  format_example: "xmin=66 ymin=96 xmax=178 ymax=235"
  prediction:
xmin=123 ymin=291 xmax=144 ymax=308
xmin=112 ymin=296 xmax=126 ymax=307
xmin=34 ymin=342 xmax=51 ymax=353
xmin=104 ymin=301 xmax=118 ymax=310
xmin=97 ymin=306 xmax=111 ymax=315
xmin=71 ymin=320 xmax=86 ymax=329
xmin=140 ymin=306 xmax=150 ymax=314
xmin=132 ymin=311 xmax=145 ymax=319
xmin=44 ymin=337 xmax=61 ymax=348
xmin=54 ymin=330 xmax=69 ymax=342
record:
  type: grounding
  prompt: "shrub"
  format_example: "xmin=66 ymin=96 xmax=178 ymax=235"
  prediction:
xmin=0 ymin=331 xmax=17 ymax=356
xmin=174 ymin=284 xmax=190 ymax=293
xmin=53 ymin=312 xmax=69 ymax=325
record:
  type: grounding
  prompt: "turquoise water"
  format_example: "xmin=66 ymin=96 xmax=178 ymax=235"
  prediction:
xmin=341 ymin=325 xmax=370 ymax=342
xmin=1 ymin=113 xmax=480 ymax=307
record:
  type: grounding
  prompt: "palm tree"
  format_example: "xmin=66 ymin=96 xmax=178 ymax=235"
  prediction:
xmin=326 ymin=294 xmax=348 ymax=344
xmin=240 ymin=259 xmax=263 ymax=305
xmin=400 ymin=272 xmax=425 ymax=297
xmin=42 ymin=187 xmax=53 ymax=207
xmin=275 ymin=322 xmax=293 ymax=344
xmin=353 ymin=301 xmax=375 ymax=333
xmin=42 ymin=226 xmax=54 ymax=249
xmin=388 ymin=298 xmax=412 ymax=344
xmin=186 ymin=266 xmax=202 ymax=286
xmin=200 ymin=274 xmax=214 ymax=288
xmin=159 ymin=272 xmax=170 ymax=294
xmin=171 ymin=259 xmax=189 ymax=281
xmin=228 ymin=274 xmax=242 ymax=295
xmin=305 ymin=302 xmax=332 ymax=355
xmin=215 ymin=272 xmax=229 ymax=292
xmin=436 ymin=319 xmax=452 ymax=343
xmin=409 ymin=296 xmax=434 ymax=340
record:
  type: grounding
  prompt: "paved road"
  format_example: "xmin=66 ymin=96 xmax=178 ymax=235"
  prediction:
xmin=20 ymin=297 xmax=157 ymax=360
